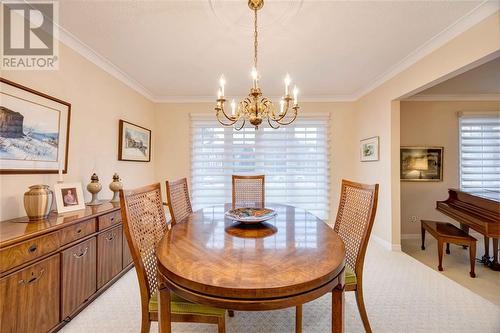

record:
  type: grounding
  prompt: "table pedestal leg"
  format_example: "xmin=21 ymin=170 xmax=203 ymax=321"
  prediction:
xmin=295 ymin=305 xmax=302 ymax=333
xmin=332 ymin=285 xmax=344 ymax=333
xmin=158 ymin=280 xmax=172 ymax=333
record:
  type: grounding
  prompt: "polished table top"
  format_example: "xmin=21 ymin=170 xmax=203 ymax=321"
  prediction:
xmin=156 ymin=204 xmax=345 ymax=300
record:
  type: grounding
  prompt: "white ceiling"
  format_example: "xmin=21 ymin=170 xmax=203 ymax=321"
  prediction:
xmin=57 ymin=1 xmax=499 ymax=101
xmin=414 ymin=56 xmax=500 ymax=97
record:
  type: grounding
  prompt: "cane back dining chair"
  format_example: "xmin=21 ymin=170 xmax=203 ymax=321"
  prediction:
xmin=119 ymin=183 xmax=227 ymax=333
xmin=232 ymin=175 xmax=265 ymax=209
xmin=165 ymin=178 xmax=193 ymax=225
xmin=334 ymin=180 xmax=379 ymax=332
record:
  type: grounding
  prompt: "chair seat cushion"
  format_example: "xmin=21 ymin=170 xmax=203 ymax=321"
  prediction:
xmin=345 ymin=265 xmax=357 ymax=286
xmin=149 ymin=291 xmax=225 ymax=317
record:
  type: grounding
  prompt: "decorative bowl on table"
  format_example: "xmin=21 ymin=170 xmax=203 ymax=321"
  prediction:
xmin=225 ymin=207 xmax=277 ymax=224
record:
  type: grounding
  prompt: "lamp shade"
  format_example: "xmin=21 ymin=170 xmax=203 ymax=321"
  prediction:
xmin=410 ymin=157 xmax=428 ymax=171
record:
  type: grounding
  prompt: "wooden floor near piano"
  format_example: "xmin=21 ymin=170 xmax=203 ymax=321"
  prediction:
xmin=403 ymin=236 xmax=500 ymax=306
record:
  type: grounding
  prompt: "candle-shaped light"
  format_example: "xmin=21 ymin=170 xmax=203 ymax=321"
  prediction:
xmin=293 ymin=86 xmax=298 ymax=105
xmin=251 ymin=67 xmax=258 ymax=89
xmin=217 ymin=88 xmax=222 ymax=99
xmin=231 ymin=99 xmax=236 ymax=116
xmin=219 ymin=75 xmax=226 ymax=96
xmin=280 ymin=99 xmax=285 ymax=115
xmin=284 ymin=74 xmax=291 ymax=96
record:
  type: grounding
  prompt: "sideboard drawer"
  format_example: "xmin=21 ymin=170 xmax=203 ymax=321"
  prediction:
xmin=59 ymin=219 xmax=96 ymax=246
xmin=0 ymin=232 xmax=60 ymax=273
xmin=98 ymin=211 xmax=121 ymax=230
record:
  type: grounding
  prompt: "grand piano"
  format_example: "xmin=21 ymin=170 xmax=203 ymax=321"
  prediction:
xmin=437 ymin=189 xmax=500 ymax=271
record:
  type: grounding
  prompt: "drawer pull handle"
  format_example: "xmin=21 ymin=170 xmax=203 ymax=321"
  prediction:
xmin=18 ymin=269 xmax=45 ymax=285
xmin=28 ymin=244 xmax=37 ymax=253
xmin=73 ymin=247 xmax=89 ymax=258
xmin=106 ymin=233 xmax=116 ymax=241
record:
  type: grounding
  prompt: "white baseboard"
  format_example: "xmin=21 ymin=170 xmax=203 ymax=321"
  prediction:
xmin=371 ymin=234 xmax=401 ymax=252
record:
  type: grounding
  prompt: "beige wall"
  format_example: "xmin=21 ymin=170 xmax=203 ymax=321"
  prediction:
xmin=0 ymin=43 xmax=156 ymax=220
xmin=400 ymin=101 xmax=500 ymax=236
xmin=154 ymin=102 xmax=357 ymax=224
xmin=353 ymin=11 xmax=500 ymax=249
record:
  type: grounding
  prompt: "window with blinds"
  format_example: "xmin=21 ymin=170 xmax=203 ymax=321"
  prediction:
xmin=459 ymin=113 xmax=500 ymax=201
xmin=191 ymin=114 xmax=330 ymax=220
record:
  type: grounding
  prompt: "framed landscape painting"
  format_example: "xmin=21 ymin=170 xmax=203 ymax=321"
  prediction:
xmin=360 ymin=136 xmax=379 ymax=162
xmin=118 ymin=119 xmax=151 ymax=162
xmin=0 ymin=78 xmax=71 ymax=174
xmin=400 ymin=146 xmax=443 ymax=182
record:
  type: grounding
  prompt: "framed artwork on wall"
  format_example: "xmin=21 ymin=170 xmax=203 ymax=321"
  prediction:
xmin=54 ymin=182 xmax=86 ymax=213
xmin=400 ymin=146 xmax=443 ymax=182
xmin=360 ymin=136 xmax=379 ymax=162
xmin=118 ymin=119 xmax=151 ymax=162
xmin=0 ymin=78 xmax=71 ymax=174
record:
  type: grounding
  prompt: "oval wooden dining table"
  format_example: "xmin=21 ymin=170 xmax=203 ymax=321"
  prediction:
xmin=156 ymin=204 xmax=346 ymax=333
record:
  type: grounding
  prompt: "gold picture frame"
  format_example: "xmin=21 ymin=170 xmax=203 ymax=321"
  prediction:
xmin=400 ymin=146 xmax=443 ymax=182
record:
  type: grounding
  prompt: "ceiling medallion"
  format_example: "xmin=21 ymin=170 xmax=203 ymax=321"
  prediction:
xmin=215 ymin=0 xmax=299 ymax=130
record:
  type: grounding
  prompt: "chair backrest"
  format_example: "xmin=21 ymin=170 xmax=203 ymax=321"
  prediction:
xmin=333 ymin=180 xmax=379 ymax=278
xmin=119 ymin=183 xmax=167 ymax=309
xmin=232 ymin=175 xmax=265 ymax=209
xmin=165 ymin=178 xmax=193 ymax=225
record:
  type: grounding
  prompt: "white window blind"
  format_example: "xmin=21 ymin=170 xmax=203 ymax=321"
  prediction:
xmin=459 ymin=113 xmax=500 ymax=201
xmin=191 ymin=114 xmax=330 ymax=220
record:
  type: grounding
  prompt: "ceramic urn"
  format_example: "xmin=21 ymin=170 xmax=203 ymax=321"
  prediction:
xmin=24 ymin=185 xmax=53 ymax=221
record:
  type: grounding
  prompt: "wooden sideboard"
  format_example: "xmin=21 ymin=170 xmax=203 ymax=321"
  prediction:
xmin=0 ymin=203 xmax=133 ymax=333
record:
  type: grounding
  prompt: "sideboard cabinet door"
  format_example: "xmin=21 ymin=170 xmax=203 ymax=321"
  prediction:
xmin=97 ymin=225 xmax=123 ymax=289
xmin=61 ymin=237 xmax=97 ymax=319
xmin=0 ymin=254 xmax=60 ymax=333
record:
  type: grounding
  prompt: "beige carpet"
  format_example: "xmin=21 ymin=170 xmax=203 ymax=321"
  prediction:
xmin=60 ymin=242 xmax=500 ymax=333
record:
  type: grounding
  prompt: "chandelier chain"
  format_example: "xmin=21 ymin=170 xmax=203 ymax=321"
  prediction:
xmin=254 ymin=8 xmax=258 ymax=69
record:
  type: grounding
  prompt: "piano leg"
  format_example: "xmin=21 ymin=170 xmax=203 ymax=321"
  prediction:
xmin=481 ymin=236 xmax=490 ymax=264
xmin=491 ymin=238 xmax=500 ymax=271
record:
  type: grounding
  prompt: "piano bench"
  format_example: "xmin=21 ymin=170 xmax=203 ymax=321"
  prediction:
xmin=421 ymin=220 xmax=477 ymax=278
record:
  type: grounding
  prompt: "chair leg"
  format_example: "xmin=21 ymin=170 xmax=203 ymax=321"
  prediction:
xmin=446 ymin=243 xmax=450 ymax=255
xmin=228 ymin=310 xmax=235 ymax=317
xmin=218 ymin=316 xmax=226 ymax=333
xmin=421 ymin=225 xmax=425 ymax=250
xmin=140 ymin=315 xmax=151 ymax=333
xmin=355 ymin=287 xmax=372 ymax=333
xmin=295 ymin=304 xmax=302 ymax=333
xmin=437 ymin=239 xmax=444 ymax=271
xmin=469 ymin=242 xmax=477 ymax=278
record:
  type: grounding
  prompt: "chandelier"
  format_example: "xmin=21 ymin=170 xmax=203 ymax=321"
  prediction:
xmin=215 ymin=0 xmax=300 ymax=130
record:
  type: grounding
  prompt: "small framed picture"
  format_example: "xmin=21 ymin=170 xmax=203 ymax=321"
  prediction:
xmin=400 ymin=147 xmax=443 ymax=182
xmin=118 ymin=119 xmax=151 ymax=162
xmin=54 ymin=182 xmax=86 ymax=213
xmin=360 ymin=136 xmax=379 ymax=162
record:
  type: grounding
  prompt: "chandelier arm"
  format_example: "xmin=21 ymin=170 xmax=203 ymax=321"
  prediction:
xmin=234 ymin=118 xmax=246 ymax=131
xmin=217 ymin=102 xmax=238 ymax=122
xmin=216 ymin=114 xmax=239 ymax=127
xmin=275 ymin=108 xmax=298 ymax=126
xmin=267 ymin=117 xmax=280 ymax=129
xmin=269 ymin=98 xmax=291 ymax=122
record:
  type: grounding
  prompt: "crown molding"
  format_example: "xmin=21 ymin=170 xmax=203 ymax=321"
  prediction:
xmin=403 ymin=93 xmax=500 ymax=102
xmin=57 ymin=26 xmax=156 ymax=101
xmin=54 ymin=1 xmax=499 ymax=104
xmin=351 ymin=1 xmax=500 ymax=101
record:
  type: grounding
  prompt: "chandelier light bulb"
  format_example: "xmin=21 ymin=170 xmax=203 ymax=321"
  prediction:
xmin=219 ymin=75 xmax=226 ymax=96
xmin=284 ymin=74 xmax=291 ymax=95
xmin=231 ymin=99 xmax=236 ymax=116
